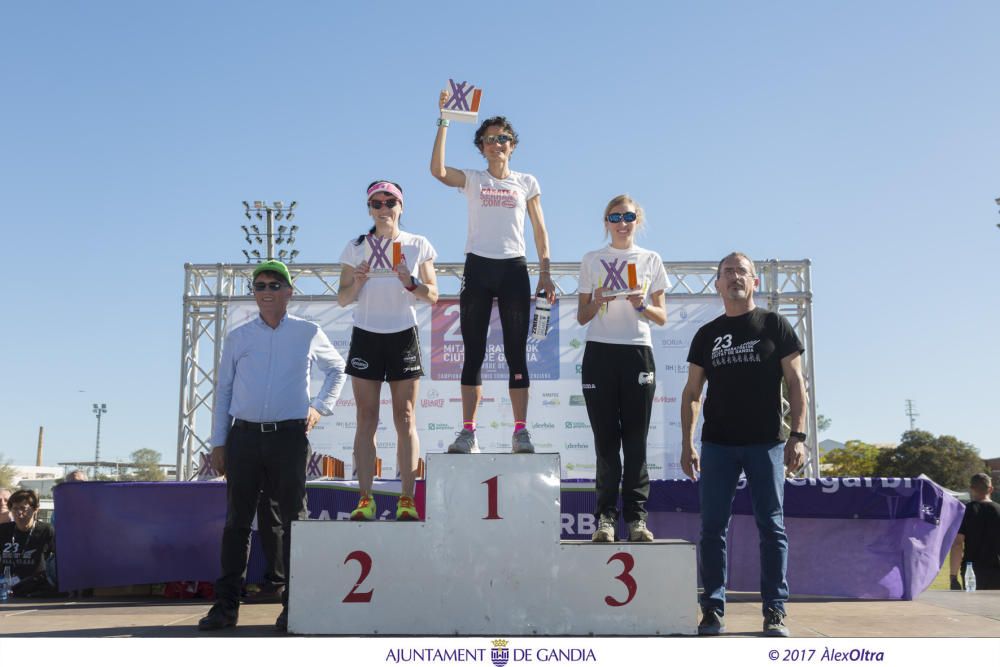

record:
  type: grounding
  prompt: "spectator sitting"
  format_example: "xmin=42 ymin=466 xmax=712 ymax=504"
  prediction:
xmin=63 ymin=470 xmax=88 ymax=483
xmin=0 ymin=487 xmax=11 ymax=523
xmin=0 ymin=489 xmax=58 ymax=597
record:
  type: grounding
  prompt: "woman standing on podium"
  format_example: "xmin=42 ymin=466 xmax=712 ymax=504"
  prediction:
xmin=430 ymin=96 xmax=556 ymax=455
xmin=577 ymin=195 xmax=668 ymax=543
xmin=338 ymin=180 xmax=439 ymax=521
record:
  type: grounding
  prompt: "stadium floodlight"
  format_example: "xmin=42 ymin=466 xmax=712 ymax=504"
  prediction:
xmin=242 ymin=249 xmax=251 ymax=261
xmin=238 ymin=199 xmax=299 ymax=263
xmin=277 ymin=249 xmax=288 ymax=260
xmin=251 ymin=249 xmax=261 ymax=259
xmin=289 ymin=249 xmax=299 ymax=260
xmin=92 ymin=402 xmax=108 ymax=478
xmin=995 ymin=197 xmax=1000 ymax=206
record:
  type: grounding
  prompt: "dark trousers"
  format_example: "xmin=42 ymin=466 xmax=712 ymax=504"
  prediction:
xmin=216 ymin=425 xmax=309 ymax=608
xmin=972 ymin=564 xmax=1000 ymax=590
xmin=256 ymin=490 xmax=284 ymax=585
xmin=581 ymin=342 xmax=655 ymax=523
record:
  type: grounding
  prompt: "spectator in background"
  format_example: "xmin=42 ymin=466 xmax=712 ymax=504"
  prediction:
xmin=0 ymin=488 xmax=58 ymax=597
xmin=63 ymin=470 xmax=88 ymax=483
xmin=0 ymin=487 xmax=11 ymax=523
xmin=950 ymin=472 xmax=1000 ymax=590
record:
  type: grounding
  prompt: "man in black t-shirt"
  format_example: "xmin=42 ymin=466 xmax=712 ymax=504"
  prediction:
xmin=0 ymin=488 xmax=57 ymax=597
xmin=949 ymin=473 xmax=1000 ymax=590
xmin=680 ymin=252 xmax=808 ymax=638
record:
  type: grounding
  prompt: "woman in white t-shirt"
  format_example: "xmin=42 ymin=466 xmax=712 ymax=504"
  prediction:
xmin=430 ymin=101 xmax=556 ymax=455
xmin=577 ymin=194 xmax=669 ymax=543
xmin=338 ymin=180 xmax=439 ymax=521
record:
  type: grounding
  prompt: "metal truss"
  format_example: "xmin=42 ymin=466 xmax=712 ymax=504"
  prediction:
xmin=177 ymin=260 xmax=818 ymax=479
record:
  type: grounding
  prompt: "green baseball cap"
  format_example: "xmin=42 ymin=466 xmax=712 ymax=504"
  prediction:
xmin=252 ymin=260 xmax=293 ymax=286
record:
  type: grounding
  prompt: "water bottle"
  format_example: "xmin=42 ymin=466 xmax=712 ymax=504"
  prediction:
xmin=530 ymin=291 xmax=551 ymax=340
xmin=964 ymin=562 xmax=977 ymax=591
xmin=0 ymin=566 xmax=10 ymax=602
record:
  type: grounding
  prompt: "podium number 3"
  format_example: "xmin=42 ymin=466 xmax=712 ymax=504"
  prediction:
xmin=604 ymin=553 xmax=637 ymax=607
xmin=343 ymin=550 xmax=374 ymax=603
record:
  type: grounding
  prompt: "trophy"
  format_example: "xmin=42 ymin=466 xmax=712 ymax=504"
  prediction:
xmin=440 ymin=78 xmax=483 ymax=124
xmin=602 ymin=259 xmax=643 ymax=298
xmin=366 ymin=235 xmax=402 ymax=277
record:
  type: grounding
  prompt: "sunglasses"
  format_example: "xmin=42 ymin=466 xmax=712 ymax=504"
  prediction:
xmin=606 ymin=212 xmax=638 ymax=224
xmin=253 ymin=281 xmax=286 ymax=292
xmin=368 ymin=199 xmax=399 ymax=210
xmin=482 ymin=134 xmax=513 ymax=145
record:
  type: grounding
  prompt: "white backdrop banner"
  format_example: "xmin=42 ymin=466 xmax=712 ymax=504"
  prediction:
xmin=225 ymin=297 xmax=723 ymax=480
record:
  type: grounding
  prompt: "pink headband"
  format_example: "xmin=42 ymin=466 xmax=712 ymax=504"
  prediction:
xmin=367 ymin=181 xmax=403 ymax=204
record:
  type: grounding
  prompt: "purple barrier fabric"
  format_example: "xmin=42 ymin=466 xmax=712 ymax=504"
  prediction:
xmin=54 ymin=477 xmax=962 ymax=600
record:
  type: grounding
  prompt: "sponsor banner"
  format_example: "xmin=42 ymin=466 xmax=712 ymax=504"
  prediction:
xmin=224 ymin=297 xmax=723 ymax=479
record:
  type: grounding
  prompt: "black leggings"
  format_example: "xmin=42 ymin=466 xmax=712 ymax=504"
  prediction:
xmin=581 ymin=342 xmax=655 ymax=522
xmin=460 ymin=253 xmax=531 ymax=388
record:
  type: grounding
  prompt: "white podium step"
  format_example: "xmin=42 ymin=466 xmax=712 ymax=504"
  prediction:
xmin=289 ymin=453 xmax=696 ymax=635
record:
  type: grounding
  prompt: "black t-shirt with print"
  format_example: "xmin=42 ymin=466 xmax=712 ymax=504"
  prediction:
xmin=0 ymin=520 xmax=55 ymax=594
xmin=687 ymin=307 xmax=804 ymax=445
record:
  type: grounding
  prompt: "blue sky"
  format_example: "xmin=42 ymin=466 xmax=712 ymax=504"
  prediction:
xmin=2 ymin=2 xmax=998 ymax=468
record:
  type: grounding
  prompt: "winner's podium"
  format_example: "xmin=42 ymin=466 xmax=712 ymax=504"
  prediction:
xmin=289 ymin=454 xmax=696 ymax=635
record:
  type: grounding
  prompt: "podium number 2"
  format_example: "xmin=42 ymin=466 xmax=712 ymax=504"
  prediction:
xmin=604 ymin=553 xmax=637 ymax=607
xmin=482 ymin=475 xmax=501 ymax=520
xmin=343 ymin=550 xmax=374 ymax=603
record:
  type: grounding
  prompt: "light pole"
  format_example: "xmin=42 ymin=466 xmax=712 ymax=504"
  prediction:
xmin=93 ymin=402 xmax=107 ymax=478
xmin=240 ymin=200 xmax=300 ymax=264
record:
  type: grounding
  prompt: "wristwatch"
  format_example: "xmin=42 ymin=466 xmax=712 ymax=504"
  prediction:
xmin=789 ymin=431 xmax=807 ymax=441
xmin=405 ymin=275 xmax=420 ymax=292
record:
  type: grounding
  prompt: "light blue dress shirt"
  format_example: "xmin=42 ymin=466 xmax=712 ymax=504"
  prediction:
xmin=210 ymin=314 xmax=346 ymax=447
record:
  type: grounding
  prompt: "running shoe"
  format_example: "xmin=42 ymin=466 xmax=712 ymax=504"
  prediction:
xmin=511 ymin=429 xmax=535 ymax=454
xmin=447 ymin=428 xmax=480 ymax=454
xmin=763 ymin=608 xmax=790 ymax=637
xmin=628 ymin=519 xmax=654 ymax=542
xmin=592 ymin=516 xmax=616 ymax=542
xmin=698 ymin=608 xmax=725 ymax=636
xmin=396 ymin=495 xmax=420 ymax=521
xmin=350 ymin=495 xmax=376 ymax=521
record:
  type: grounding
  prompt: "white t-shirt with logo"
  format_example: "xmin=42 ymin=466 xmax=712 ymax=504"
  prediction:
xmin=339 ymin=230 xmax=437 ymax=334
xmin=460 ymin=168 xmax=541 ymax=259
xmin=578 ymin=244 xmax=670 ymax=347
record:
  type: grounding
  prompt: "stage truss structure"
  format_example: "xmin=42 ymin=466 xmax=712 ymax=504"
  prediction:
xmin=176 ymin=260 xmax=818 ymax=480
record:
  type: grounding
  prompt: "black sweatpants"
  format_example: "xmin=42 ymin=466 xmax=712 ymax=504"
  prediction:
xmin=459 ymin=253 xmax=531 ymax=388
xmin=581 ymin=342 xmax=655 ymax=523
xmin=216 ymin=423 xmax=309 ymax=608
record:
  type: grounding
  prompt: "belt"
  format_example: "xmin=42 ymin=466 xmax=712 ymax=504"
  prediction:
xmin=232 ymin=418 xmax=306 ymax=433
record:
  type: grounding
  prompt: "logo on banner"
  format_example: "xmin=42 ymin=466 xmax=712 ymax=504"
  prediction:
xmin=569 ymin=395 xmax=586 ymax=405
xmin=431 ymin=299 xmax=559 ymax=380
xmin=491 ymin=639 xmax=510 ymax=667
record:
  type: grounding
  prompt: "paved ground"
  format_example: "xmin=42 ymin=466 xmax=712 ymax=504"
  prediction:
xmin=1 ymin=590 xmax=998 ymax=637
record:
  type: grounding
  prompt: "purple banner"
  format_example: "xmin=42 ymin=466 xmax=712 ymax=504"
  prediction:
xmin=53 ymin=478 xmax=962 ymax=600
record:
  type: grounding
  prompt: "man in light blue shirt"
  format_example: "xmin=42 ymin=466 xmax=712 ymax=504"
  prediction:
xmin=199 ymin=260 xmax=346 ymax=633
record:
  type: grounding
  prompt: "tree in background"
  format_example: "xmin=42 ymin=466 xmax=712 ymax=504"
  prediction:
xmin=875 ymin=429 xmax=987 ymax=490
xmin=817 ymin=414 xmax=832 ymax=432
xmin=0 ymin=453 xmax=16 ymax=488
xmin=820 ymin=440 xmax=881 ymax=477
xmin=130 ymin=448 xmax=166 ymax=481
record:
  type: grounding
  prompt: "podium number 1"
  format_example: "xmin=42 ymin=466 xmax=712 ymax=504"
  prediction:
xmin=482 ymin=475 xmax=502 ymax=520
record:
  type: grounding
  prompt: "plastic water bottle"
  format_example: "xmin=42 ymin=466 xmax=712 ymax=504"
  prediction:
xmin=964 ymin=562 xmax=977 ymax=591
xmin=530 ymin=291 xmax=551 ymax=340
xmin=0 ymin=566 xmax=10 ymax=602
